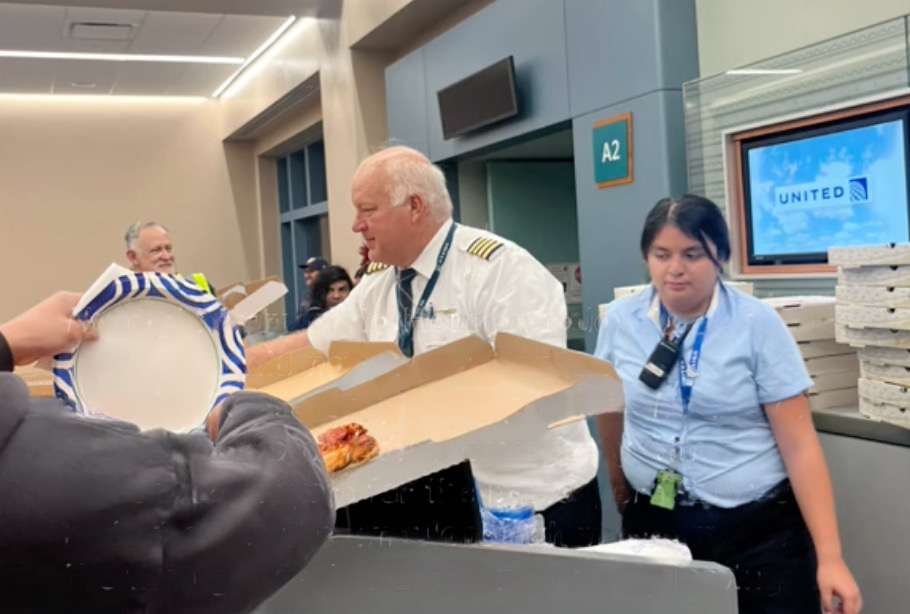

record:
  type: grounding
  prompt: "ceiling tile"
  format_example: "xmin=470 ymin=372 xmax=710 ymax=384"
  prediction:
xmin=63 ymin=6 xmax=147 ymax=26
xmin=0 ymin=4 xmax=65 ymax=50
xmin=169 ymin=63 xmax=237 ymax=96
xmin=129 ymin=11 xmax=222 ymax=54
xmin=0 ymin=57 xmax=54 ymax=93
xmin=51 ymin=59 xmax=120 ymax=94
xmin=0 ymin=3 xmax=314 ymax=97
xmin=111 ymin=61 xmax=187 ymax=95
xmin=201 ymin=14 xmax=288 ymax=57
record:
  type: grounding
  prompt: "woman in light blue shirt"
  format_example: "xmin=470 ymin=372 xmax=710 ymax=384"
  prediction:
xmin=595 ymin=195 xmax=861 ymax=614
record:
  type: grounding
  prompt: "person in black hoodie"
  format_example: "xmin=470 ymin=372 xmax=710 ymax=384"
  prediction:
xmin=0 ymin=291 xmax=335 ymax=614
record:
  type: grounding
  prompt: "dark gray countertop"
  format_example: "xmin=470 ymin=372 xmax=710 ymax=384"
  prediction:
xmin=813 ymin=406 xmax=910 ymax=447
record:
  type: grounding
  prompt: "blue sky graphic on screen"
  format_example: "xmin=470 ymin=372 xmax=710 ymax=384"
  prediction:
xmin=746 ymin=118 xmax=909 ymax=260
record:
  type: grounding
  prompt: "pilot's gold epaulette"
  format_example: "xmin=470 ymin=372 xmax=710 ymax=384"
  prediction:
xmin=364 ymin=262 xmax=391 ymax=275
xmin=465 ymin=237 xmax=504 ymax=260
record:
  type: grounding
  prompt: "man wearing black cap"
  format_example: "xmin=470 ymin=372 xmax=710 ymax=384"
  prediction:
xmin=293 ymin=257 xmax=328 ymax=331
xmin=301 ymin=257 xmax=329 ymax=287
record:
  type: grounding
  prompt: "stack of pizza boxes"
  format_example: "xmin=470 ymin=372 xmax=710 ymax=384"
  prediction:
xmin=762 ymin=295 xmax=858 ymax=412
xmin=830 ymin=244 xmax=910 ymax=428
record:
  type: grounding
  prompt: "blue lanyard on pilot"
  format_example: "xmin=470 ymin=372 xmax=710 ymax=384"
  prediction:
xmin=660 ymin=305 xmax=709 ymax=416
xmin=396 ymin=222 xmax=457 ymax=357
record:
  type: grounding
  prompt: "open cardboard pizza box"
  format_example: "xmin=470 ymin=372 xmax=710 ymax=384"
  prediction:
xmin=215 ymin=276 xmax=282 ymax=311
xmin=246 ymin=341 xmax=406 ymax=404
xmin=291 ymin=333 xmax=624 ymax=508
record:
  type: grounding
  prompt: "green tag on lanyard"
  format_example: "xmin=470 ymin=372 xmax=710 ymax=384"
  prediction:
xmin=650 ymin=469 xmax=682 ymax=510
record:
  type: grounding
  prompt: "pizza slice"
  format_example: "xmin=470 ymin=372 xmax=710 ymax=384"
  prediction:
xmin=317 ymin=422 xmax=379 ymax=473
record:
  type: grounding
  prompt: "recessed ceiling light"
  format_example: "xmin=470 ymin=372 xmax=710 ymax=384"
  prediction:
xmin=0 ymin=93 xmax=207 ymax=103
xmin=0 ymin=50 xmax=243 ymax=64
xmin=69 ymin=81 xmax=97 ymax=89
xmin=212 ymin=15 xmax=298 ymax=98
xmin=725 ymin=68 xmax=802 ymax=75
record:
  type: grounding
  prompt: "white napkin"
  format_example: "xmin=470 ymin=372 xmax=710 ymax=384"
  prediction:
xmin=581 ymin=538 xmax=693 ymax=565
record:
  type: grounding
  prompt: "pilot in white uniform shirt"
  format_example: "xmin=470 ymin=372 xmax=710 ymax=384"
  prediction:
xmin=307 ymin=220 xmax=599 ymax=511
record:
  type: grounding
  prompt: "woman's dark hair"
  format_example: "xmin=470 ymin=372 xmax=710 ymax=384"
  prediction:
xmin=640 ymin=194 xmax=730 ymax=268
xmin=309 ymin=265 xmax=353 ymax=310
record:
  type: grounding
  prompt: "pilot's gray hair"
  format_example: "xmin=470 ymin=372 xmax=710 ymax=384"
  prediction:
xmin=360 ymin=146 xmax=453 ymax=223
xmin=124 ymin=221 xmax=169 ymax=250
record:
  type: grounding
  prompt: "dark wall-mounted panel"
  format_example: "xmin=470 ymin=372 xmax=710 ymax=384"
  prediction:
xmin=420 ymin=0 xmax=570 ymax=161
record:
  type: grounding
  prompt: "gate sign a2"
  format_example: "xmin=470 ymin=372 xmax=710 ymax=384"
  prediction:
xmin=592 ymin=112 xmax=632 ymax=189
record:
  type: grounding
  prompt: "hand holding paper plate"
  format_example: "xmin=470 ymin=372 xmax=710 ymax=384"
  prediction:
xmin=53 ymin=264 xmax=251 ymax=432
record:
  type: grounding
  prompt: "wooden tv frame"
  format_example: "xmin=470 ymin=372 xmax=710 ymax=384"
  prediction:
xmin=728 ymin=93 xmax=910 ymax=276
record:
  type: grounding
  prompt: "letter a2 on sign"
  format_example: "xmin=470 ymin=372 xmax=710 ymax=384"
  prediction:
xmin=592 ymin=112 xmax=633 ymax=189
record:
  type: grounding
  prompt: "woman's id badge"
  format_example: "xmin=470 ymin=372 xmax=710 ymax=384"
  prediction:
xmin=649 ymin=469 xmax=682 ymax=510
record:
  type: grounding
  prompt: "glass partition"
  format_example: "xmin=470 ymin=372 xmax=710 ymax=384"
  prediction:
xmin=683 ymin=16 xmax=910 ymax=293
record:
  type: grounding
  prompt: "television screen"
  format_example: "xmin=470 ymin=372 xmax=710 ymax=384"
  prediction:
xmin=438 ymin=57 xmax=518 ymax=140
xmin=740 ymin=110 xmax=910 ymax=266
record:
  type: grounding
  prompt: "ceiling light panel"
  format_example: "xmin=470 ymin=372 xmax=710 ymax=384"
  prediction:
xmin=0 ymin=50 xmax=243 ymax=63
xmin=0 ymin=93 xmax=207 ymax=103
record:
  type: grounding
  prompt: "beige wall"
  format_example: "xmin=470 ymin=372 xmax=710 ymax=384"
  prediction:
xmin=344 ymin=0 xmax=416 ymax=46
xmin=0 ymin=98 xmax=258 ymax=320
xmin=248 ymin=97 xmax=323 ymax=306
xmin=696 ymin=0 xmax=910 ymax=76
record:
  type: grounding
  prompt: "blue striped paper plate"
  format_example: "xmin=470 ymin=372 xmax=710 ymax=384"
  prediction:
xmin=53 ymin=272 xmax=245 ymax=429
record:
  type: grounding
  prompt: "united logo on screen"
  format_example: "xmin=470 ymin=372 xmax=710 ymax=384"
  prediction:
xmin=849 ymin=177 xmax=869 ymax=203
xmin=774 ymin=176 xmax=869 ymax=211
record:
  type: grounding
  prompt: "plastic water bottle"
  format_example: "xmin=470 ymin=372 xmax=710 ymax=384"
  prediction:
xmin=480 ymin=505 xmax=546 ymax=544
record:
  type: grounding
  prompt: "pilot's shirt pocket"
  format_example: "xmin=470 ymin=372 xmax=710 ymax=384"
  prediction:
xmin=415 ymin=303 xmax=476 ymax=350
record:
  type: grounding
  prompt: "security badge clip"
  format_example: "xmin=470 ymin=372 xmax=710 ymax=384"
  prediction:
xmin=650 ymin=469 xmax=682 ymax=511
xmin=418 ymin=303 xmax=435 ymax=320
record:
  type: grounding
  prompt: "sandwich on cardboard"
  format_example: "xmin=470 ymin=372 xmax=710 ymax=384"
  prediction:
xmin=289 ymin=333 xmax=624 ymax=508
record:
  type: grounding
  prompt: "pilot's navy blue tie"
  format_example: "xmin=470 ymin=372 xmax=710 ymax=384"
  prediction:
xmin=396 ymin=268 xmax=417 ymax=357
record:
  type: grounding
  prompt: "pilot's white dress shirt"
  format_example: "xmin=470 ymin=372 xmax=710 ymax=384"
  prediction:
xmin=308 ymin=221 xmax=599 ymax=510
